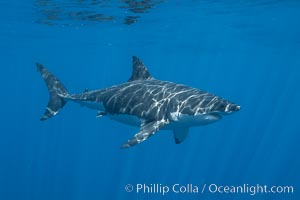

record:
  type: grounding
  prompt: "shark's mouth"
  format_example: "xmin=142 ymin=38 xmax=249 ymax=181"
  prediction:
xmin=209 ymin=113 xmax=223 ymax=119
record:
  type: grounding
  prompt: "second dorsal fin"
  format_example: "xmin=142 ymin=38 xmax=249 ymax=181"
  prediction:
xmin=128 ymin=56 xmax=153 ymax=82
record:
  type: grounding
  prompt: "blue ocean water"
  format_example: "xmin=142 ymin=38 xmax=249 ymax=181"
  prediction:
xmin=0 ymin=0 xmax=299 ymax=200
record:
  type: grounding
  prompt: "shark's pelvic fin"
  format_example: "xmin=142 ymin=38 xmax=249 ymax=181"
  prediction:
xmin=128 ymin=56 xmax=153 ymax=82
xmin=96 ymin=111 xmax=107 ymax=118
xmin=122 ymin=119 xmax=168 ymax=148
xmin=173 ymin=127 xmax=189 ymax=144
xmin=37 ymin=63 xmax=69 ymax=121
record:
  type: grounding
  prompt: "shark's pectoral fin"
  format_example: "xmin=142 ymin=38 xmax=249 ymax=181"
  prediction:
xmin=122 ymin=119 xmax=168 ymax=148
xmin=173 ymin=127 xmax=189 ymax=144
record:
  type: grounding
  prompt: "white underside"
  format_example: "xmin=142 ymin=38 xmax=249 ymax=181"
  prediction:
xmin=77 ymin=100 xmax=105 ymax=110
xmin=74 ymin=100 xmax=222 ymax=129
xmin=109 ymin=112 xmax=221 ymax=130
xmin=109 ymin=114 xmax=142 ymax=127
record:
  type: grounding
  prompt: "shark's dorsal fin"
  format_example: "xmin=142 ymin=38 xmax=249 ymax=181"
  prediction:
xmin=128 ymin=56 xmax=153 ymax=82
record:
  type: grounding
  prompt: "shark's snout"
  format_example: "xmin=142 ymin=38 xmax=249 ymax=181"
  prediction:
xmin=213 ymin=101 xmax=241 ymax=114
xmin=226 ymin=104 xmax=241 ymax=113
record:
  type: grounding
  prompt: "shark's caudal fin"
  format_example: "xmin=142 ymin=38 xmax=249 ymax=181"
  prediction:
xmin=36 ymin=63 xmax=68 ymax=121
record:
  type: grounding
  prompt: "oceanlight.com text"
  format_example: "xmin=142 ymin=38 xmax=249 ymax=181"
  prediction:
xmin=207 ymin=183 xmax=294 ymax=195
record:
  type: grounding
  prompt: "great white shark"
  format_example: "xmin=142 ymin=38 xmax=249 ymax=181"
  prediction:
xmin=37 ymin=56 xmax=240 ymax=148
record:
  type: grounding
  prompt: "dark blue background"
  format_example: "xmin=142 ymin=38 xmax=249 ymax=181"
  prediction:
xmin=0 ymin=0 xmax=299 ymax=199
